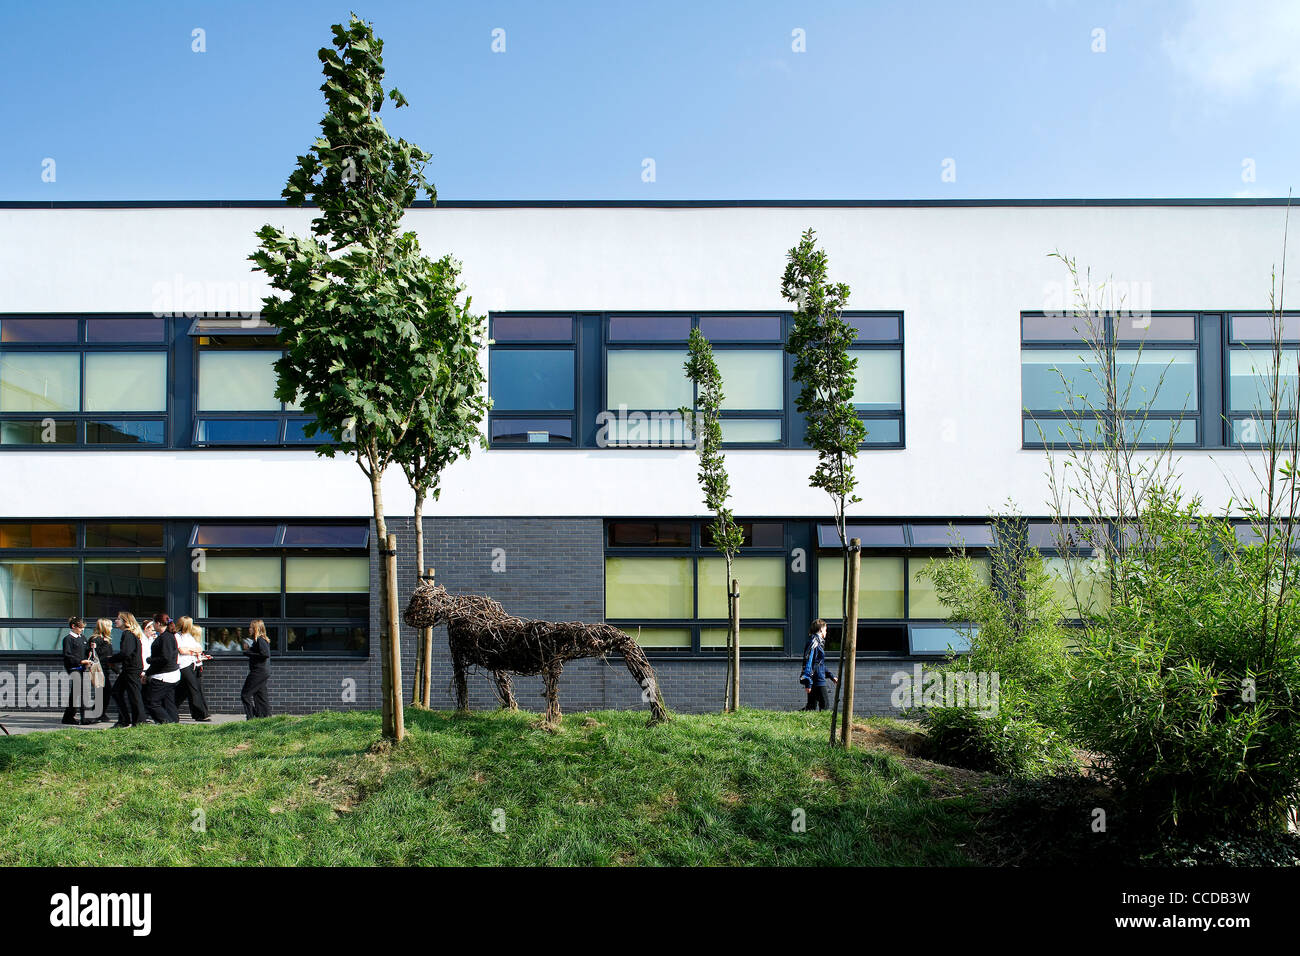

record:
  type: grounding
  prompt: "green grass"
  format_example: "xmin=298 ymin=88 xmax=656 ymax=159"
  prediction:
xmin=0 ymin=708 xmax=983 ymax=865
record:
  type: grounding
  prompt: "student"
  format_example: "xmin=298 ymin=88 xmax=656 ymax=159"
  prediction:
xmin=144 ymin=618 xmax=181 ymax=724
xmin=241 ymin=620 xmax=271 ymax=720
xmin=60 ymin=617 xmax=92 ymax=725
xmin=87 ymin=618 xmax=116 ymax=723
xmin=107 ymin=612 xmax=145 ymax=727
xmin=799 ymin=619 xmax=839 ymax=711
xmin=174 ymin=617 xmax=211 ymax=721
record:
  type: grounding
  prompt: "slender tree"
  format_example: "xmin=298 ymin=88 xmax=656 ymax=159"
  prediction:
xmin=681 ymin=328 xmax=745 ymax=711
xmin=399 ymin=255 xmax=491 ymax=708
xmin=782 ymin=228 xmax=866 ymax=746
xmin=250 ymin=15 xmax=440 ymax=742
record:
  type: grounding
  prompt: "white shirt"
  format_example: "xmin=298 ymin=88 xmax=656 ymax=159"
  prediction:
xmin=176 ymin=633 xmax=202 ymax=669
xmin=143 ymin=633 xmax=181 ymax=684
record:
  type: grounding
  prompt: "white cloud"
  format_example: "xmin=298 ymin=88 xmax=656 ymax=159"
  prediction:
xmin=1164 ymin=0 xmax=1300 ymax=100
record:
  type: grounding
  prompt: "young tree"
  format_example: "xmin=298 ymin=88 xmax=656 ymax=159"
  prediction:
xmin=782 ymin=228 xmax=867 ymax=746
xmin=400 ymin=256 xmax=491 ymax=708
xmin=681 ymin=328 xmax=745 ymax=711
xmin=250 ymin=15 xmax=441 ymax=742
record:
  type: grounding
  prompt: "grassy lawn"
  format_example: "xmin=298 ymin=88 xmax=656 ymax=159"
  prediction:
xmin=0 ymin=709 xmax=984 ymax=866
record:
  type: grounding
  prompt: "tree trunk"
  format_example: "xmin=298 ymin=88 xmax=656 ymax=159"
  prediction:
xmin=410 ymin=496 xmax=425 ymax=707
xmin=730 ymin=576 xmax=741 ymax=713
xmin=369 ymin=475 xmax=404 ymax=743
xmin=828 ymin=516 xmax=849 ymax=746
xmin=421 ymin=567 xmax=434 ymax=708
xmin=839 ymin=538 xmax=862 ymax=749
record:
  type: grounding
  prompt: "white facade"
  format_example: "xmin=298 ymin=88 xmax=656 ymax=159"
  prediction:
xmin=0 ymin=200 xmax=1290 ymax=520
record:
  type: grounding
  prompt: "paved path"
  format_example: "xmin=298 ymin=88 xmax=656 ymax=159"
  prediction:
xmin=0 ymin=713 xmax=247 ymax=736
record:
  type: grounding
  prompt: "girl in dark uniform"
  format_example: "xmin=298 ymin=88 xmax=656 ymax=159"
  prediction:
xmin=240 ymin=619 xmax=271 ymax=719
xmin=107 ymin=611 xmax=145 ymax=727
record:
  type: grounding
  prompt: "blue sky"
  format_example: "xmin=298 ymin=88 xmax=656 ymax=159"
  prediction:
xmin=3 ymin=0 xmax=1299 ymax=200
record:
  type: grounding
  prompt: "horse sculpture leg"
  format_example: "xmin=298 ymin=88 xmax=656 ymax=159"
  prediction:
xmin=541 ymin=661 xmax=563 ymax=727
xmin=494 ymin=671 xmax=518 ymax=711
xmin=452 ymin=649 xmax=470 ymax=713
xmin=616 ymin=636 xmax=669 ymax=724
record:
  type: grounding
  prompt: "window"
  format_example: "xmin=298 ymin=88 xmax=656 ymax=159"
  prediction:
xmin=1227 ymin=314 xmax=1300 ymax=445
xmin=603 ymin=519 xmax=788 ymax=653
xmin=487 ymin=316 xmax=575 ymax=447
xmin=0 ymin=521 xmax=167 ymax=652
xmin=193 ymin=334 xmax=309 ymax=446
xmin=487 ymin=311 xmax=904 ymax=449
xmin=1022 ymin=311 xmax=1201 ymax=448
xmin=0 ymin=317 xmax=169 ymax=447
xmin=192 ymin=522 xmax=369 ymax=656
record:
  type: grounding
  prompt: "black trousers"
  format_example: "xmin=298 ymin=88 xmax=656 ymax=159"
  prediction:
xmin=112 ymin=670 xmax=144 ymax=725
xmin=97 ymin=671 xmax=114 ymax=721
xmin=803 ymin=684 xmax=830 ymax=711
xmin=241 ymin=670 xmax=270 ymax=719
xmin=61 ymin=670 xmax=84 ymax=724
xmin=144 ymin=678 xmax=180 ymax=723
xmin=175 ymin=666 xmax=209 ymax=720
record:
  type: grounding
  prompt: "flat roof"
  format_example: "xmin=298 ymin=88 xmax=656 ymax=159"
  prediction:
xmin=0 ymin=198 xmax=1296 ymax=209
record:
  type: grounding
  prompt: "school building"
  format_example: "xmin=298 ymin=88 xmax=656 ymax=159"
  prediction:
xmin=0 ymin=198 xmax=1289 ymax=715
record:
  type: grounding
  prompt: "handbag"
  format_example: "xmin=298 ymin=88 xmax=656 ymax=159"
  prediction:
xmin=87 ymin=648 xmax=105 ymax=689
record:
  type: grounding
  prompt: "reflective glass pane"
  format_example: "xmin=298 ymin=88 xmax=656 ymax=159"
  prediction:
xmin=608 ymin=315 xmax=692 ymax=341
xmin=817 ymin=524 xmax=907 ymax=548
xmin=602 ymin=411 xmax=691 ymax=446
xmin=626 ymin=627 xmax=691 ymax=648
xmin=604 ymin=557 xmax=693 ymax=618
xmin=1232 ymin=314 xmax=1300 ymax=342
xmin=0 ymin=559 xmax=78 ymax=617
xmin=285 ymin=625 xmax=367 ymax=654
xmin=1228 ymin=349 xmax=1299 ymax=413
xmin=909 ymin=625 xmax=974 ymax=654
xmin=285 ymin=556 xmax=368 ymax=592
xmin=714 ymin=351 xmax=783 ymax=409
xmin=281 ymin=525 xmax=369 ymax=548
xmin=703 ymin=521 xmax=784 ymax=549
xmin=0 ymin=419 xmax=76 ymax=444
xmin=196 ymin=419 xmax=280 ymax=444
xmin=700 ymin=627 xmax=784 ymax=649
xmin=818 ymin=555 xmax=905 ymax=620
xmin=490 ymin=418 xmax=574 ymax=445
xmin=1115 ymin=349 xmax=1197 ymax=412
xmin=283 ymin=419 xmax=327 ymax=444
xmin=698 ymin=315 xmax=782 ymax=341
xmin=1021 ymin=313 xmax=1098 ymax=342
xmin=191 ymin=524 xmax=279 ymax=547
xmin=491 ymin=315 xmax=573 ymax=342
xmin=85 ymin=420 xmax=165 ymax=444
xmin=860 ymin=418 xmax=901 ymax=444
xmin=607 ymin=521 xmax=692 ymax=548
xmin=850 ymin=350 xmax=902 ymax=410
xmin=0 ymin=626 xmax=65 ymax=650
xmin=198 ymin=350 xmax=281 ymax=411
xmin=1114 ymin=314 xmax=1196 ymax=341
xmin=1021 ymin=350 xmax=1104 ymax=411
xmin=719 ymin=419 xmax=782 ymax=443
xmin=908 ymin=557 xmax=990 ymax=619
xmin=0 ymin=352 xmax=79 ymax=412
xmin=1231 ymin=417 xmax=1300 ymax=445
xmin=0 ymin=523 xmax=76 ymax=548
xmin=84 ymin=352 xmax=167 ymax=411
xmin=1044 ymin=556 xmax=1111 ymax=617
xmin=490 ymin=349 xmax=574 ymax=411
xmin=909 ymin=524 xmax=996 ymax=547
xmin=0 ymin=318 xmax=78 ymax=343
xmin=698 ymin=556 xmax=785 ymax=618
xmin=606 ymin=350 xmax=691 ymax=409
xmin=83 ymin=559 xmax=166 ymax=620
xmin=1119 ymin=417 xmax=1197 ymax=445
xmin=197 ymin=556 xmax=280 ymax=618
xmin=85 ymin=523 xmax=165 ymax=549
xmin=1023 ymin=417 xmax=1106 ymax=445
xmin=845 ymin=315 xmax=901 ymax=341
xmin=85 ymin=318 xmax=166 ymax=343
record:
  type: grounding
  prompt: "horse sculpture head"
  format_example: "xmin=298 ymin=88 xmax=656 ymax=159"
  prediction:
xmin=402 ymin=582 xmax=454 ymax=629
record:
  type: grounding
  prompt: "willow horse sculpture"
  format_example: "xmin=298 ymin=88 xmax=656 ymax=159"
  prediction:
xmin=402 ymin=583 xmax=669 ymax=726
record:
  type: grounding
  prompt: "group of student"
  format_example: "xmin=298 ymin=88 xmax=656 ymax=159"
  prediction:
xmin=60 ymin=611 xmax=273 ymax=726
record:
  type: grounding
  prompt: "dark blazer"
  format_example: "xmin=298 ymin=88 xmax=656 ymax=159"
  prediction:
xmin=243 ymin=636 xmax=271 ymax=674
xmin=145 ymin=631 xmax=180 ymax=677
xmin=108 ymin=630 xmax=143 ymax=674
xmin=61 ymin=632 xmax=87 ymax=674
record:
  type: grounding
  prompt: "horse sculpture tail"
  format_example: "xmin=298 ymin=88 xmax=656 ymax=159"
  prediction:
xmin=607 ymin=628 xmax=669 ymax=724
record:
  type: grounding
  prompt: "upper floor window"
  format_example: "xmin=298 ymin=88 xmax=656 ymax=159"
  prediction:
xmin=487 ymin=312 xmax=904 ymax=450
xmin=1226 ymin=313 xmax=1300 ymax=445
xmin=190 ymin=319 xmax=310 ymax=446
xmin=0 ymin=317 xmax=169 ymax=447
xmin=1021 ymin=311 xmax=1201 ymax=448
